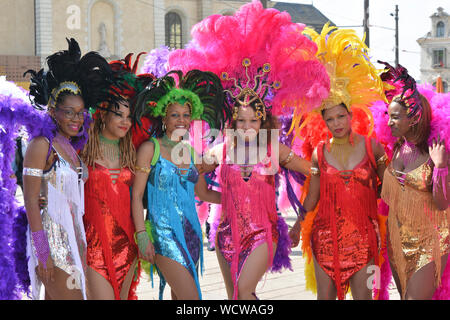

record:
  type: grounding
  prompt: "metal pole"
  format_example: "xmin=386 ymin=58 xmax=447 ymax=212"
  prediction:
xmin=395 ymin=5 xmax=399 ymax=66
xmin=363 ymin=0 xmax=370 ymax=47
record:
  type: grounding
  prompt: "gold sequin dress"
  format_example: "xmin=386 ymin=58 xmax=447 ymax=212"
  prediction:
xmin=381 ymin=158 xmax=450 ymax=299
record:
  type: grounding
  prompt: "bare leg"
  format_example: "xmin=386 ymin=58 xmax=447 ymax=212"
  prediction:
xmin=119 ymin=259 xmax=138 ymax=300
xmin=237 ymin=242 xmax=277 ymax=300
xmin=312 ymin=254 xmax=337 ymax=300
xmin=388 ymin=258 xmax=403 ymax=298
xmin=215 ymin=239 xmax=234 ymax=300
xmin=348 ymin=258 xmax=375 ymax=300
xmin=86 ymin=266 xmax=115 ymax=300
xmin=37 ymin=266 xmax=83 ymax=300
xmin=155 ymin=255 xmax=199 ymax=300
xmin=405 ymin=253 xmax=449 ymax=300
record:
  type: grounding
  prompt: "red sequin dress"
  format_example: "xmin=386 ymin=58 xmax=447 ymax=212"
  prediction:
xmin=311 ymin=137 xmax=380 ymax=299
xmin=84 ymin=163 xmax=139 ymax=300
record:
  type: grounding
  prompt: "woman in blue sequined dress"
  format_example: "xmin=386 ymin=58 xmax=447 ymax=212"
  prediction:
xmin=131 ymin=70 xmax=230 ymax=299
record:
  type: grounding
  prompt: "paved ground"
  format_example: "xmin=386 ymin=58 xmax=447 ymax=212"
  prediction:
xmin=135 ymin=212 xmax=401 ymax=300
xmin=16 ymin=187 xmax=400 ymax=300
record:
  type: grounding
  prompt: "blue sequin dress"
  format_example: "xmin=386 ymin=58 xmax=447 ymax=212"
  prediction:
xmin=145 ymin=139 xmax=203 ymax=299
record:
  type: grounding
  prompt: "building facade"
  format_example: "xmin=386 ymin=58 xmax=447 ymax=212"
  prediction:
xmin=1 ymin=0 xmax=333 ymax=89
xmin=417 ymin=7 xmax=450 ymax=92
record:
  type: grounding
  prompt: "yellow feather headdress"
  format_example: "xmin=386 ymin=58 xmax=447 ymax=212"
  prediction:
xmin=302 ymin=23 xmax=386 ymax=135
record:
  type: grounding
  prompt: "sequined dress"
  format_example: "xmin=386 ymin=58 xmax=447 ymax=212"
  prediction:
xmin=84 ymin=163 xmax=139 ymax=300
xmin=382 ymin=157 xmax=450 ymax=299
xmin=26 ymin=145 xmax=88 ymax=300
xmin=310 ymin=137 xmax=380 ymax=300
xmin=145 ymin=139 xmax=203 ymax=299
xmin=216 ymin=144 xmax=284 ymax=300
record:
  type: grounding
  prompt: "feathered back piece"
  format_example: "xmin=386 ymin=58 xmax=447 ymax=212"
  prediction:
xmin=168 ymin=0 xmax=329 ymax=129
xmin=25 ymin=38 xmax=117 ymax=111
xmin=303 ymin=23 xmax=385 ymax=134
xmin=378 ymin=60 xmax=423 ymax=120
xmin=90 ymin=52 xmax=156 ymax=116
xmin=140 ymin=46 xmax=173 ymax=78
xmin=133 ymin=69 xmax=231 ymax=138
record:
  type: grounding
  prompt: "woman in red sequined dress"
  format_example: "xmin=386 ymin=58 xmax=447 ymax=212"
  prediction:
xmin=80 ymin=55 xmax=154 ymax=299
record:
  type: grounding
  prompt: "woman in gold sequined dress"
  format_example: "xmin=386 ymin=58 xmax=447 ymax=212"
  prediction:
xmin=379 ymin=62 xmax=450 ymax=300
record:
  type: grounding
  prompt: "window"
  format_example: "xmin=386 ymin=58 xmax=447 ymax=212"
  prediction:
xmin=436 ymin=21 xmax=445 ymax=37
xmin=165 ymin=12 xmax=182 ymax=49
xmin=432 ymin=49 xmax=445 ymax=68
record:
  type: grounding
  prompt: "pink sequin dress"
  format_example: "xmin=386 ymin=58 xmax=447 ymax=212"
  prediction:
xmin=216 ymin=146 xmax=279 ymax=300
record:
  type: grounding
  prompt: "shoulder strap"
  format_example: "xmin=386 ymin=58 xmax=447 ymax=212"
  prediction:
xmin=150 ymin=137 xmax=160 ymax=167
xmin=365 ymin=137 xmax=376 ymax=169
xmin=316 ymin=141 xmax=325 ymax=167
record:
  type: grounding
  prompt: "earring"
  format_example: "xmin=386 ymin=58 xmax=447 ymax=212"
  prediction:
xmin=162 ymin=123 xmax=167 ymax=132
xmin=349 ymin=130 xmax=354 ymax=146
xmin=326 ymin=131 xmax=331 ymax=152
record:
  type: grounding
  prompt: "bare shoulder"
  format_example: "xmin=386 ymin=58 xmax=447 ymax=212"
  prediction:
xmin=137 ymin=139 xmax=155 ymax=159
xmin=370 ymin=137 xmax=385 ymax=158
xmin=23 ymin=136 xmax=51 ymax=167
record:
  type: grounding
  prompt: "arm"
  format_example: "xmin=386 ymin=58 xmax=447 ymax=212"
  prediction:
xmin=279 ymin=143 xmax=311 ymax=176
xmin=289 ymin=148 xmax=320 ymax=248
xmin=195 ymin=174 xmax=221 ymax=204
xmin=372 ymin=138 xmax=387 ymax=183
xmin=131 ymin=141 xmax=156 ymax=262
xmin=23 ymin=137 xmax=49 ymax=233
xmin=22 ymin=136 xmax=55 ymax=280
xmin=429 ymin=138 xmax=449 ymax=210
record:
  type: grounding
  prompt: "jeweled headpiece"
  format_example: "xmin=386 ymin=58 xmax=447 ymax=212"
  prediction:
xmin=221 ymin=58 xmax=281 ymax=121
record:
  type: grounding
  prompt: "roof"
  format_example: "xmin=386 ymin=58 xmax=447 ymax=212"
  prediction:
xmin=271 ymin=2 xmax=335 ymax=32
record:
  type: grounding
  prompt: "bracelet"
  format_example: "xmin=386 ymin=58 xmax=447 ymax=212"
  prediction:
xmin=281 ymin=150 xmax=295 ymax=166
xmin=432 ymin=166 xmax=448 ymax=201
xmin=135 ymin=165 xmax=151 ymax=174
xmin=376 ymin=154 xmax=388 ymax=167
xmin=311 ymin=166 xmax=320 ymax=176
xmin=23 ymin=167 xmax=44 ymax=178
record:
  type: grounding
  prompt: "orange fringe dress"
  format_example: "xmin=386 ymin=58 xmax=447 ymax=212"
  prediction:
xmin=84 ymin=163 xmax=140 ymax=300
xmin=309 ymin=137 xmax=380 ymax=299
xmin=381 ymin=158 xmax=450 ymax=299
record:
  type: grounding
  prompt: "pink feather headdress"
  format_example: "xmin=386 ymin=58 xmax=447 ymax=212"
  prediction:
xmin=168 ymin=0 xmax=330 ymax=126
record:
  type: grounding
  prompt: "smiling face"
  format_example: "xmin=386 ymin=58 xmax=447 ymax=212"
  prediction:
xmin=234 ymin=106 xmax=262 ymax=142
xmin=322 ymin=104 xmax=352 ymax=138
xmin=163 ymin=102 xmax=192 ymax=140
xmin=101 ymin=101 xmax=132 ymax=140
xmin=50 ymin=94 xmax=85 ymax=138
xmin=387 ymin=101 xmax=414 ymax=138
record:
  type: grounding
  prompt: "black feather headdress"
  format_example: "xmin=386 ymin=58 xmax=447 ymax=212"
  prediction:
xmin=24 ymin=38 xmax=117 ymax=111
xmin=133 ymin=69 xmax=231 ymax=138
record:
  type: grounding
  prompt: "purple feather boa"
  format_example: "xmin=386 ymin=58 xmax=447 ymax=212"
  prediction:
xmin=0 ymin=78 xmax=91 ymax=298
xmin=270 ymin=217 xmax=293 ymax=272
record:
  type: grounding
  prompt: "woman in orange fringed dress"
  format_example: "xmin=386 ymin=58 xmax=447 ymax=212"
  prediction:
xmin=289 ymin=25 xmax=388 ymax=300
